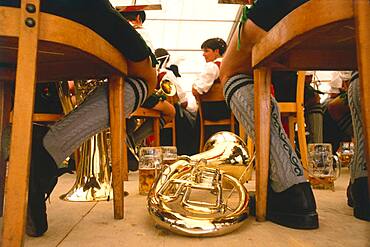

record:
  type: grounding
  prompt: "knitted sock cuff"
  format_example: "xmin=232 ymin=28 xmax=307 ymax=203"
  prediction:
xmin=223 ymin=74 xmax=254 ymax=107
xmin=125 ymin=77 xmax=148 ymax=111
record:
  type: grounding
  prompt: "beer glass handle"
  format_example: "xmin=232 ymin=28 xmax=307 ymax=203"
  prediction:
xmin=333 ymin=155 xmax=341 ymax=180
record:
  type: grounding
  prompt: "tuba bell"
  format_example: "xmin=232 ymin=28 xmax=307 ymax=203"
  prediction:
xmin=58 ymin=80 xmax=112 ymax=202
xmin=147 ymin=132 xmax=254 ymax=237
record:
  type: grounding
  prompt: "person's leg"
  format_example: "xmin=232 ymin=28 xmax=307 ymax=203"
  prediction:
xmin=44 ymin=77 xmax=148 ymax=165
xmin=347 ymin=73 xmax=370 ymax=221
xmin=224 ymin=74 xmax=318 ymax=229
xmin=224 ymin=75 xmax=306 ymax=191
xmin=220 ymin=1 xmax=317 ymax=229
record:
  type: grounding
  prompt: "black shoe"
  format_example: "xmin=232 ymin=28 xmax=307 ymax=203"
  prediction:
xmin=267 ymin=182 xmax=319 ymax=229
xmin=127 ymin=147 xmax=139 ymax=171
xmin=347 ymin=180 xmax=354 ymax=207
xmin=350 ymin=177 xmax=370 ymax=221
xmin=26 ymin=124 xmax=58 ymax=237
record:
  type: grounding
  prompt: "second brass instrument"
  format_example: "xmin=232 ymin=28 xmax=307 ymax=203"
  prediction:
xmin=148 ymin=132 xmax=253 ymax=237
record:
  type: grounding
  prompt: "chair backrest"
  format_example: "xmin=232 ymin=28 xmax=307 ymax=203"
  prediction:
xmin=162 ymin=95 xmax=177 ymax=145
xmin=277 ymin=71 xmax=307 ymax=168
xmin=198 ymin=82 xmax=235 ymax=151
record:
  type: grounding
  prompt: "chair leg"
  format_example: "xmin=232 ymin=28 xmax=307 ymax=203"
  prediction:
xmin=254 ymin=68 xmax=271 ymax=222
xmin=108 ymin=75 xmax=126 ymax=219
xmin=199 ymin=121 xmax=204 ymax=152
xmin=354 ymin=0 xmax=370 ymax=198
xmin=0 ymin=81 xmax=11 ymax=217
xmin=288 ymin=116 xmax=296 ymax=149
xmin=172 ymin=121 xmax=176 ymax=146
xmin=2 ymin=1 xmax=40 ymax=245
xmin=153 ymin=118 xmax=160 ymax=146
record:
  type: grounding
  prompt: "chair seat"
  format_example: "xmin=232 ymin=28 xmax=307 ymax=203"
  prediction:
xmin=252 ymin=0 xmax=356 ymax=71
xmin=131 ymin=107 xmax=161 ymax=147
xmin=0 ymin=6 xmax=127 ymax=81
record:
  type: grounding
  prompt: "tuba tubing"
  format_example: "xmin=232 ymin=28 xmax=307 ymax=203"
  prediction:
xmin=147 ymin=132 xmax=252 ymax=237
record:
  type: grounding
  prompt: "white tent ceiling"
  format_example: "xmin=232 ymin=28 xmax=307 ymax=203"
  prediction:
xmin=110 ymin=0 xmax=242 ymax=86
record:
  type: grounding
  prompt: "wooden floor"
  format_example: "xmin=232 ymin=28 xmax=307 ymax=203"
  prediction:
xmin=1 ymin=167 xmax=369 ymax=247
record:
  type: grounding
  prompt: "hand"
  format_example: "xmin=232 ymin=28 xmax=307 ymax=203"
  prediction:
xmin=192 ymin=87 xmax=201 ymax=100
xmin=181 ymin=101 xmax=188 ymax=109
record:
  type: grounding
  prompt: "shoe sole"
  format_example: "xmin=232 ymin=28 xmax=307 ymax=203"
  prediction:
xmin=354 ymin=207 xmax=370 ymax=221
xmin=267 ymin=211 xmax=319 ymax=229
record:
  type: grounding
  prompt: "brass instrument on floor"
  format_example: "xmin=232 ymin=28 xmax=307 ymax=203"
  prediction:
xmin=147 ymin=132 xmax=253 ymax=236
xmin=58 ymin=80 xmax=112 ymax=202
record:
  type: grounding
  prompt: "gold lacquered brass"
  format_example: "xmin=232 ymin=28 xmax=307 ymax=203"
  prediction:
xmin=58 ymin=80 xmax=112 ymax=201
xmin=155 ymin=79 xmax=176 ymax=97
xmin=148 ymin=132 xmax=253 ymax=236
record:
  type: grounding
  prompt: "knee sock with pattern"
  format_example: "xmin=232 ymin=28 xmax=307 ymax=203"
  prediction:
xmin=224 ymin=74 xmax=306 ymax=192
xmin=43 ymin=77 xmax=148 ymax=165
xmin=348 ymin=72 xmax=368 ymax=182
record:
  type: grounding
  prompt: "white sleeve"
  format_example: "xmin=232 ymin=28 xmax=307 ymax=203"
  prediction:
xmin=185 ymin=92 xmax=198 ymax=113
xmin=193 ymin=62 xmax=219 ymax=94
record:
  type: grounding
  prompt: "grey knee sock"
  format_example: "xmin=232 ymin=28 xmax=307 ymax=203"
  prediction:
xmin=348 ymin=72 xmax=367 ymax=182
xmin=44 ymin=77 xmax=148 ymax=165
xmin=224 ymin=74 xmax=306 ymax=192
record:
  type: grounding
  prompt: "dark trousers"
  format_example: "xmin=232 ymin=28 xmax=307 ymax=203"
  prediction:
xmin=0 ymin=0 xmax=151 ymax=62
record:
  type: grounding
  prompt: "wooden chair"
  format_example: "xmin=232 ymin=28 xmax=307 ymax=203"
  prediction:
xmin=130 ymin=107 xmax=161 ymax=147
xmin=198 ymin=82 xmax=236 ymax=151
xmin=162 ymin=95 xmax=177 ymax=146
xmin=277 ymin=71 xmax=308 ymax=170
xmin=252 ymin=0 xmax=370 ymax=221
xmin=0 ymin=2 xmax=130 ymax=245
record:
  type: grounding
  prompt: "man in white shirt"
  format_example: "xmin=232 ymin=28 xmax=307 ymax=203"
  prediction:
xmin=192 ymin=38 xmax=226 ymax=98
xmin=192 ymin=37 xmax=231 ymax=140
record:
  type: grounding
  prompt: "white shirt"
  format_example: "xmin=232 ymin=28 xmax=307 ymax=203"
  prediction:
xmin=193 ymin=57 xmax=222 ymax=95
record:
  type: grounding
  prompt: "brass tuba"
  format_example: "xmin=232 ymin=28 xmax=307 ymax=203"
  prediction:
xmin=58 ymin=80 xmax=112 ymax=202
xmin=147 ymin=132 xmax=253 ymax=237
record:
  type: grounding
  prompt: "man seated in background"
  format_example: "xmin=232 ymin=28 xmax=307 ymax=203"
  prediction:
xmin=192 ymin=38 xmax=233 ymax=142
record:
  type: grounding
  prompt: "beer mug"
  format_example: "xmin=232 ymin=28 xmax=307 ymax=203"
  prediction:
xmin=308 ymin=143 xmax=341 ymax=190
xmin=161 ymin=146 xmax=178 ymax=168
xmin=336 ymin=142 xmax=354 ymax=167
xmin=138 ymin=147 xmax=162 ymax=195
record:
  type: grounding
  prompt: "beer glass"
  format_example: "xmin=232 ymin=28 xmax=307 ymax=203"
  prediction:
xmin=138 ymin=147 xmax=162 ymax=195
xmin=308 ymin=143 xmax=341 ymax=190
xmin=337 ymin=141 xmax=354 ymax=167
xmin=161 ymin=146 xmax=178 ymax=168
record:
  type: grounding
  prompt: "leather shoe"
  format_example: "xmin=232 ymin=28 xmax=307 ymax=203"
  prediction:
xmin=267 ymin=182 xmax=319 ymax=229
xmin=348 ymin=177 xmax=370 ymax=221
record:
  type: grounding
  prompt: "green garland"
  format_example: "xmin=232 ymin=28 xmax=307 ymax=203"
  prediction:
xmin=237 ymin=2 xmax=255 ymax=51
